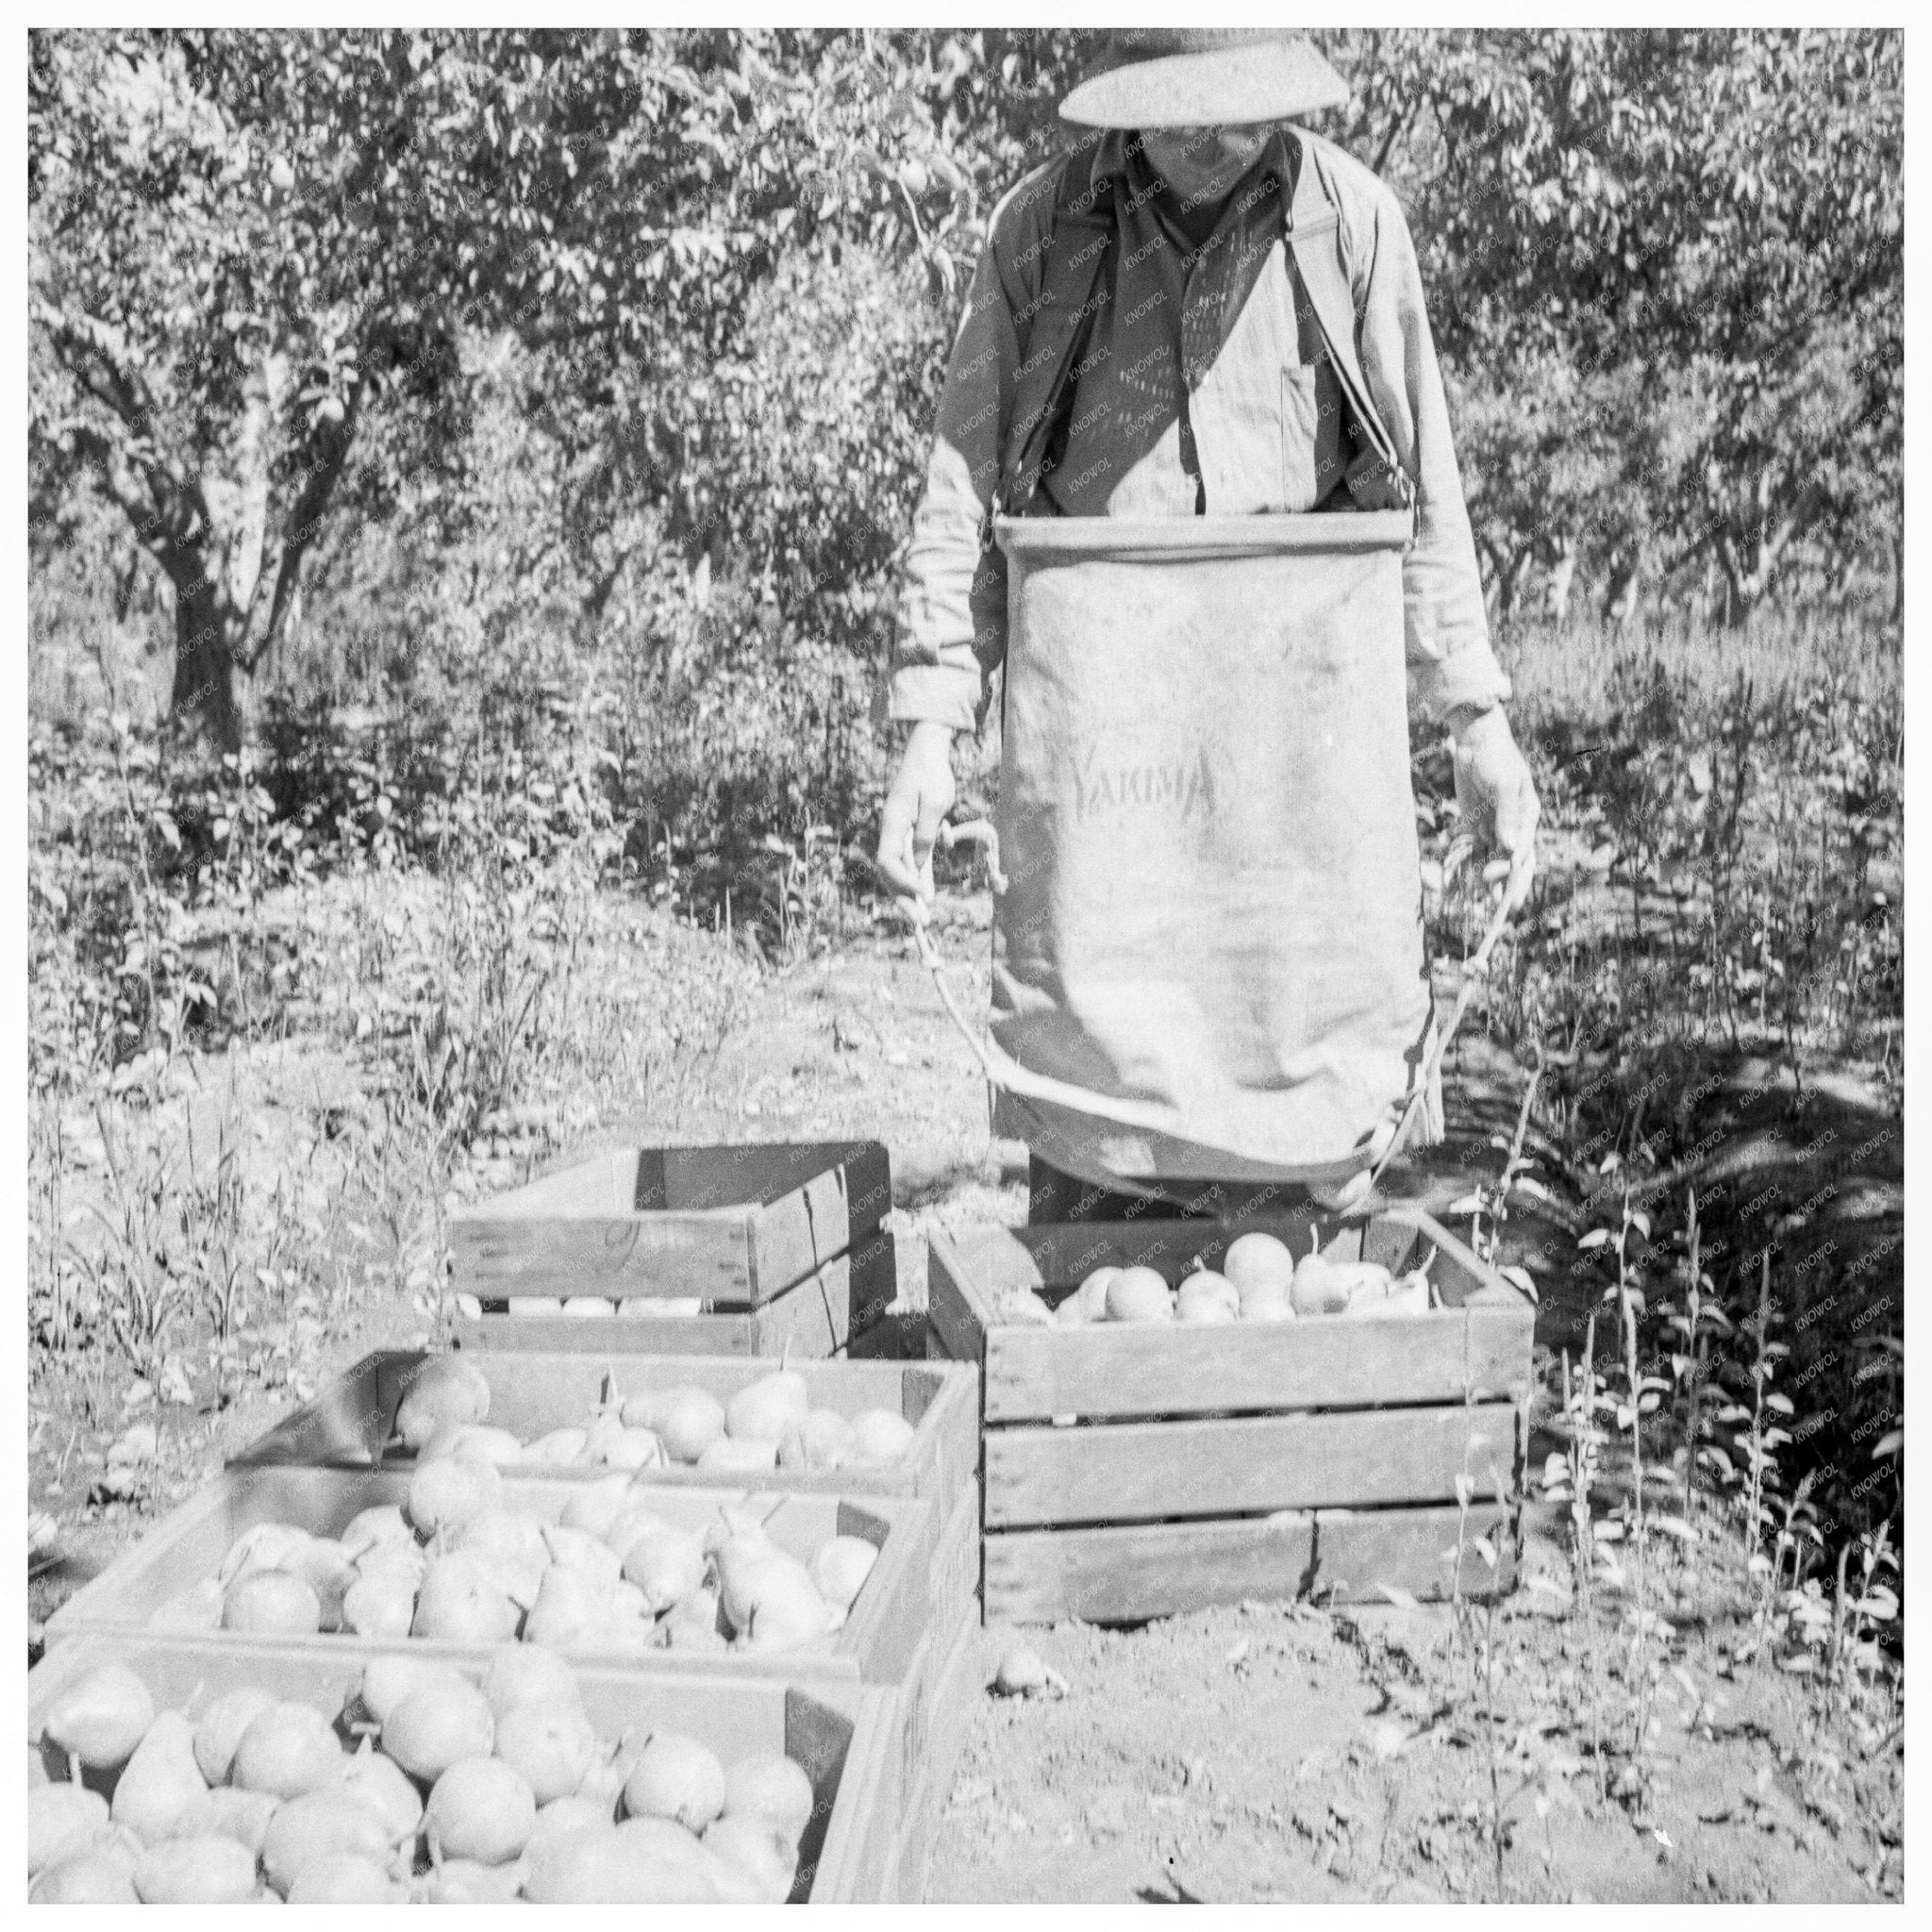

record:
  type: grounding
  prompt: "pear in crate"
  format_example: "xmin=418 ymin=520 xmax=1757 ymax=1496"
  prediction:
xmin=558 ymin=1473 xmax=633 ymax=1538
xmin=723 ymin=1752 xmax=816 ymax=1849
xmin=495 ymin=1700 xmax=598 ymax=1807
xmin=110 ymin=1710 xmax=207 ymax=1843
xmin=995 ymin=1288 xmax=1056 ymax=1327
xmin=27 ymin=1783 xmax=109 ymax=1877
xmin=724 ymin=1369 xmax=809 ymax=1443
xmin=525 ymin=1426 xmax=590 ymax=1468
xmin=342 ymin=1569 xmax=418 ymax=1639
xmin=31 ymin=1849 xmax=140 ymax=1903
xmin=262 ymin=1790 xmax=396 ymax=1898
xmin=451 ymin=1507 xmax=551 ymax=1608
xmin=1224 ymin=1231 xmax=1295 ymax=1303
xmin=778 ymin=1408 xmax=853 ymax=1472
xmin=218 ymin=1520 xmax=312 ymax=1589
xmin=1175 ymin=1269 xmax=1240 ymax=1324
xmin=705 ymin=1813 xmax=795 ymax=1903
xmin=395 ymin=1355 xmax=491 ymax=1450
xmin=844 ymin=1408 xmax=914 ymax=1466
xmin=526 ymin=1793 xmax=616 ymax=1862
xmin=192 ymin=1685 xmax=276 ymax=1784
xmin=285 ymin=1852 xmax=408 ymax=1902
xmin=809 ymin=1535 xmax=878 ymax=1610
xmin=1290 ymin=1246 xmax=1356 ymax=1315
xmin=382 ymin=1676 xmax=494 ymax=1782
xmin=483 ymin=1644 xmax=584 ymax=1722
xmin=424 ymin=1857 xmax=525 ymax=1902
xmin=524 ymin=1566 xmax=615 ymax=1650
xmin=42 ymin=1663 xmax=156 ymax=1770
xmin=408 ymin=1451 xmax=503 ymax=1537
xmin=230 ymin=1701 xmax=344 ymax=1800
xmin=341 ymin=1503 xmax=413 ymax=1561
xmin=425 ymin=1757 xmax=538 ymax=1866
xmin=1063 ymin=1267 xmax=1119 ymax=1324
xmin=413 ymin=1550 xmax=521 ymax=1643
xmin=545 ymin=1520 xmax=626 ymax=1582
xmin=170 ymin=1786 xmax=279 ymax=1857
xmin=133 ymin=1832 xmax=258 ymax=1904
xmin=340 ymin=1740 xmax=424 ymax=1841
xmin=523 ymin=1817 xmax=721 ymax=1904
xmin=224 ymin=1568 xmax=323 ymax=1636
xmin=622 ymin=1524 xmax=708 ymax=1614
xmin=1105 ymin=1267 xmax=1174 ymax=1324
xmin=421 ymin=1423 xmax=525 ymax=1468
xmin=657 ymin=1388 xmax=732 ymax=1460
xmin=624 ymin=1732 xmax=726 ymax=1834
xmin=358 ymin=1656 xmax=472 ymax=1725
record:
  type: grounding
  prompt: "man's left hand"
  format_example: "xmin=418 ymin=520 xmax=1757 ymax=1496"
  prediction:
xmin=1451 ymin=706 xmax=1540 ymax=914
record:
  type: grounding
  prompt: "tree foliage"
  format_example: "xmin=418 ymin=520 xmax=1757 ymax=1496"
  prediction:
xmin=1330 ymin=28 xmax=1902 ymax=619
xmin=30 ymin=27 xmax=1903 ymax=752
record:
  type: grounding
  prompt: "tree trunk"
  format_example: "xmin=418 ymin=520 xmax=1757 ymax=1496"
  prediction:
xmin=1491 ymin=543 xmax=1533 ymax=621
xmin=171 ymin=577 xmax=241 ymax=752
xmin=1603 ymin=544 xmax=1645 ymax=629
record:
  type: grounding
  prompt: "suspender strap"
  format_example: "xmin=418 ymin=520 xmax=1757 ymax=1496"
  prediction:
xmin=1279 ymin=132 xmax=1411 ymax=504
xmin=999 ymin=157 xmax=1121 ymax=516
xmin=999 ymin=131 xmax=1409 ymax=516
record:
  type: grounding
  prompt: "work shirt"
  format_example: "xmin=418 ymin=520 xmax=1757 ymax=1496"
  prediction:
xmin=889 ymin=125 xmax=1511 ymax=736
xmin=1044 ymin=133 xmax=1359 ymax=520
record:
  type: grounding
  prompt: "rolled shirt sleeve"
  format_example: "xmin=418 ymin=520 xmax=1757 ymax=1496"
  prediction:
xmin=1350 ymin=179 xmax=1512 ymax=727
xmin=888 ymin=242 xmax=1019 ymax=735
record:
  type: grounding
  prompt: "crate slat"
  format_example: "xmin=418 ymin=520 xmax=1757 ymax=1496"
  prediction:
xmin=977 ymin=1316 xmax=1529 ymax=1424
xmin=982 ymin=1502 xmax=1516 ymax=1624
xmin=230 ymin=1349 xmax=978 ymax=1519
xmin=456 ymin=1229 xmax=897 ymax=1357
xmin=984 ymin=1402 xmax=1521 ymax=1529
xmin=27 ymin=1636 xmax=898 ymax=1901
xmin=451 ymin=1140 xmax=891 ymax=1308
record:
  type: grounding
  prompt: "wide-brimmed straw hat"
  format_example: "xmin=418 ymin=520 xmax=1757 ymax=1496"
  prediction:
xmin=1059 ymin=28 xmax=1349 ymax=129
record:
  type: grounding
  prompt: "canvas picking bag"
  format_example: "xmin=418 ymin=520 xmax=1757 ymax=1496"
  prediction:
xmin=985 ymin=509 xmax=1440 ymax=1193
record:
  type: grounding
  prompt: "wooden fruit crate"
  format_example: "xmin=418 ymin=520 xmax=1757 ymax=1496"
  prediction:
xmin=229 ymin=1349 xmax=979 ymax=1522
xmin=926 ymin=1208 xmax=1535 ymax=1624
xmin=456 ymin=1227 xmax=900 ymax=1357
xmin=43 ymin=1465 xmax=946 ymax=1697
xmin=28 ymin=1635 xmax=898 ymax=1901
xmin=450 ymin=1139 xmax=891 ymax=1308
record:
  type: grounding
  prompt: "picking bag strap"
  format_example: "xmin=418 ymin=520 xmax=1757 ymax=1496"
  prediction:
xmin=999 ymin=158 xmax=1120 ymax=516
xmin=1282 ymin=140 xmax=1410 ymax=503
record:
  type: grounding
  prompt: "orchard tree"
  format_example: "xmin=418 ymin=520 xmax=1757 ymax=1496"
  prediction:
xmin=1324 ymin=27 xmax=1902 ymax=622
xmin=28 ymin=28 xmax=979 ymax=748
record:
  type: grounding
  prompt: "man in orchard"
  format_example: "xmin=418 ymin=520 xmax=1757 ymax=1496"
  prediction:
xmin=875 ymin=29 xmax=1541 ymax=1220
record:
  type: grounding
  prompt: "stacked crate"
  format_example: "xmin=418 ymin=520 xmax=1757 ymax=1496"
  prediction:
xmin=449 ymin=1141 xmax=896 ymax=1357
xmin=926 ymin=1206 xmax=1535 ymax=1626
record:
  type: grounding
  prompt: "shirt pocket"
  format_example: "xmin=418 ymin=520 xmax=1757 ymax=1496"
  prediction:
xmin=1281 ymin=363 xmax=1322 ymax=514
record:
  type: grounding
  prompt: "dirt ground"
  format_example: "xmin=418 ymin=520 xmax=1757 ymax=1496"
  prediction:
xmin=27 ymin=899 xmax=1904 ymax=1903
xmin=924 ymin=1585 xmax=1893 ymax=1905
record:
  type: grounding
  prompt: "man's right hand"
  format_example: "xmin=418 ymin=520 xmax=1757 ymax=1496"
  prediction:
xmin=874 ymin=719 xmax=958 ymax=905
